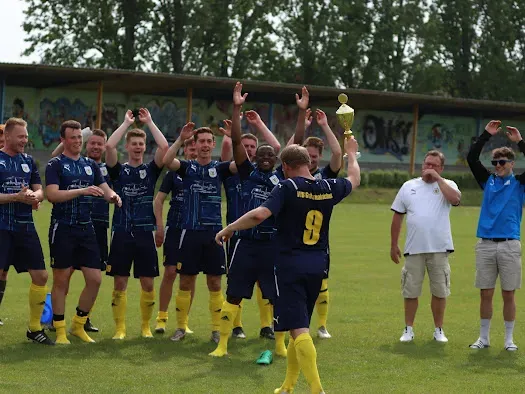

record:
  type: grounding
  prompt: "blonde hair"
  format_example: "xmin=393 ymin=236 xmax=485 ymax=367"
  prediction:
xmin=4 ymin=118 xmax=27 ymax=133
xmin=280 ymin=144 xmax=311 ymax=168
xmin=125 ymin=128 xmax=147 ymax=142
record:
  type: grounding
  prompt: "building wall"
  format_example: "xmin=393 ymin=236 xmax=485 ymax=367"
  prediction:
xmin=3 ymin=85 xmax=525 ymax=167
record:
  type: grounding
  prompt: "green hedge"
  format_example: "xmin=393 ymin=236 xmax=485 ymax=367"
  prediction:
xmin=340 ymin=170 xmax=481 ymax=190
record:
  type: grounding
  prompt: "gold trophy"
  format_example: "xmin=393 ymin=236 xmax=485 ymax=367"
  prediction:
xmin=336 ymin=93 xmax=360 ymax=159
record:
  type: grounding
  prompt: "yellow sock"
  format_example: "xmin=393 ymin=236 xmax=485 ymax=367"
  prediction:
xmin=209 ymin=301 xmax=239 ymax=357
xmin=316 ymin=279 xmax=329 ymax=328
xmin=176 ymin=290 xmax=191 ymax=330
xmin=294 ymin=333 xmax=323 ymax=394
xmin=70 ymin=314 xmax=95 ymax=343
xmin=140 ymin=290 xmax=155 ymax=338
xmin=233 ymin=299 xmax=243 ymax=328
xmin=275 ymin=331 xmax=287 ymax=357
xmin=276 ymin=337 xmax=300 ymax=393
xmin=53 ymin=320 xmax=70 ymax=345
xmin=88 ymin=301 xmax=96 ymax=320
xmin=256 ymin=284 xmax=273 ymax=328
xmin=156 ymin=310 xmax=168 ymax=331
xmin=112 ymin=290 xmax=127 ymax=339
xmin=209 ymin=290 xmax=224 ymax=332
xmin=28 ymin=283 xmax=47 ymax=332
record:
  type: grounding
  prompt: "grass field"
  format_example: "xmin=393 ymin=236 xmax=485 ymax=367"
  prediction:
xmin=1 ymin=198 xmax=525 ymax=393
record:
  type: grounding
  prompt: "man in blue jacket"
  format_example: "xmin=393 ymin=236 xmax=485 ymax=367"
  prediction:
xmin=467 ymin=120 xmax=525 ymax=351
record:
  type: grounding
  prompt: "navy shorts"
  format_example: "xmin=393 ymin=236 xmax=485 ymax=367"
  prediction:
xmin=324 ymin=248 xmax=331 ymax=279
xmin=225 ymin=233 xmax=240 ymax=271
xmin=227 ymin=238 xmax=276 ymax=301
xmin=94 ymin=223 xmax=109 ymax=271
xmin=107 ymin=231 xmax=159 ymax=278
xmin=49 ymin=222 xmax=100 ymax=270
xmin=273 ymin=250 xmax=328 ymax=332
xmin=0 ymin=229 xmax=45 ymax=273
xmin=176 ymin=229 xmax=226 ymax=276
xmin=163 ymin=226 xmax=183 ymax=267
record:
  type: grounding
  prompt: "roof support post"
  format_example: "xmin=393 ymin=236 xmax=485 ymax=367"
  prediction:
xmin=186 ymin=87 xmax=193 ymax=123
xmin=96 ymin=81 xmax=104 ymax=129
xmin=0 ymin=76 xmax=5 ymax=123
xmin=409 ymin=103 xmax=419 ymax=176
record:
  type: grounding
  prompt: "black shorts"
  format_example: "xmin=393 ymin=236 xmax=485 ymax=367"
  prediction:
xmin=107 ymin=231 xmax=159 ymax=278
xmin=226 ymin=238 xmax=276 ymax=301
xmin=163 ymin=226 xmax=183 ymax=267
xmin=225 ymin=233 xmax=240 ymax=271
xmin=273 ymin=250 xmax=327 ymax=332
xmin=49 ymin=222 xmax=100 ymax=270
xmin=0 ymin=229 xmax=45 ymax=273
xmin=73 ymin=223 xmax=108 ymax=271
xmin=176 ymin=229 xmax=226 ymax=276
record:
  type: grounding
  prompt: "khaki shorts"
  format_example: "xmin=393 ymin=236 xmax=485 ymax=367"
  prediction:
xmin=475 ymin=239 xmax=522 ymax=291
xmin=401 ymin=252 xmax=451 ymax=298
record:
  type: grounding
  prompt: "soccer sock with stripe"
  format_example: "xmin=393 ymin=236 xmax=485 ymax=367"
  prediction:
xmin=210 ymin=301 xmax=238 ymax=356
xmin=316 ymin=279 xmax=329 ymax=328
xmin=28 ymin=283 xmax=47 ymax=332
xmin=112 ymin=290 xmax=127 ymax=334
xmin=256 ymin=284 xmax=273 ymax=328
xmin=294 ymin=333 xmax=323 ymax=394
xmin=279 ymin=337 xmax=300 ymax=392
xmin=209 ymin=290 xmax=225 ymax=332
xmin=233 ymin=299 xmax=243 ymax=328
xmin=176 ymin=290 xmax=192 ymax=330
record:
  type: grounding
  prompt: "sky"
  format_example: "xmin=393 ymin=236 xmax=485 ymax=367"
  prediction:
xmin=0 ymin=0 xmax=39 ymax=63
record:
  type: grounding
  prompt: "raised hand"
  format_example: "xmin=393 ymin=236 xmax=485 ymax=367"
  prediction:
xmin=344 ymin=136 xmax=359 ymax=155
xmin=245 ymin=110 xmax=262 ymax=126
xmin=506 ymin=126 xmax=523 ymax=143
xmin=316 ymin=109 xmax=328 ymax=127
xmin=295 ymin=86 xmax=309 ymax=110
xmin=485 ymin=120 xmax=501 ymax=135
xmin=305 ymin=108 xmax=313 ymax=129
xmin=139 ymin=108 xmax=152 ymax=124
xmin=233 ymin=81 xmax=248 ymax=107
xmin=180 ymin=122 xmax=196 ymax=141
xmin=421 ymin=168 xmax=441 ymax=182
xmin=218 ymin=119 xmax=232 ymax=138
xmin=125 ymin=110 xmax=135 ymax=125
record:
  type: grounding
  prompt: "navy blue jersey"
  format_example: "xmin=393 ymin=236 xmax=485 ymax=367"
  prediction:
xmin=224 ymin=174 xmax=242 ymax=225
xmin=177 ymin=160 xmax=232 ymax=231
xmin=90 ymin=162 xmax=111 ymax=228
xmin=237 ymin=159 xmax=283 ymax=240
xmin=0 ymin=151 xmax=41 ymax=232
xmin=108 ymin=160 xmax=162 ymax=232
xmin=46 ymin=154 xmax=105 ymax=225
xmin=276 ymin=164 xmax=339 ymax=180
xmin=262 ymin=177 xmax=352 ymax=252
xmin=159 ymin=171 xmax=184 ymax=228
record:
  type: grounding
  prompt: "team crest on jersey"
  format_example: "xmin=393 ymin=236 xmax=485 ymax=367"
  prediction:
xmin=433 ymin=188 xmax=439 ymax=194
xmin=270 ymin=175 xmax=280 ymax=185
xmin=100 ymin=166 xmax=108 ymax=176
xmin=139 ymin=169 xmax=147 ymax=179
xmin=21 ymin=163 xmax=30 ymax=173
xmin=208 ymin=168 xmax=217 ymax=178
xmin=84 ymin=166 xmax=93 ymax=175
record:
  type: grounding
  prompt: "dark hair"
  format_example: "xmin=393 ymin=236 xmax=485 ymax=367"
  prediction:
xmin=492 ymin=147 xmax=515 ymax=161
xmin=256 ymin=144 xmax=275 ymax=155
xmin=91 ymin=129 xmax=107 ymax=139
xmin=183 ymin=138 xmax=195 ymax=147
xmin=424 ymin=150 xmax=445 ymax=166
xmin=303 ymin=137 xmax=324 ymax=155
xmin=60 ymin=120 xmax=81 ymax=138
xmin=193 ymin=127 xmax=214 ymax=141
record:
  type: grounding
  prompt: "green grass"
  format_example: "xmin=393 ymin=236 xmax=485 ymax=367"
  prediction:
xmin=1 ymin=201 xmax=525 ymax=393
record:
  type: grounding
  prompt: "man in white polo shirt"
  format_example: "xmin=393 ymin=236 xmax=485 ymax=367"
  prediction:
xmin=390 ymin=150 xmax=461 ymax=343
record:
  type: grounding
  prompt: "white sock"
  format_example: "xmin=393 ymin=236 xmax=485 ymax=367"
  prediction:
xmin=505 ymin=320 xmax=515 ymax=344
xmin=406 ymin=325 xmax=413 ymax=332
xmin=480 ymin=319 xmax=491 ymax=343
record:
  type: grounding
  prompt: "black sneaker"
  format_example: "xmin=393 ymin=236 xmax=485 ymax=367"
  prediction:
xmin=27 ymin=329 xmax=55 ymax=345
xmin=260 ymin=326 xmax=275 ymax=340
xmin=232 ymin=326 xmax=246 ymax=339
xmin=84 ymin=318 xmax=99 ymax=333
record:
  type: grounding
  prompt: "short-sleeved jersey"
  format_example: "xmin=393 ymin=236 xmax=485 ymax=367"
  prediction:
xmin=276 ymin=164 xmax=339 ymax=181
xmin=237 ymin=159 xmax=283 ymax=240
xmin=262 ymin=177 xmax=352 ymax=253
xmin=108 ymin=160 xmax=162 ymax=232
xmin=46 ymin=154 xmax=105 ymax=225
xmin=224 ymin=174 xmax=242 ymax=225
xmin=90 ymin=162 xmax=111 ymax=227
xmin=159 ymin=171 xmax=184 ymax=228
xmin=0 ymin=151 xmax=41 ymax=232
xmin=177 ymin=160 xmax=232 ymax=231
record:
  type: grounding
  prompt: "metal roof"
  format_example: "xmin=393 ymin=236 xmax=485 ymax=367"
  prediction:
xmin=1 ymin=62 xmax=525 ymax=118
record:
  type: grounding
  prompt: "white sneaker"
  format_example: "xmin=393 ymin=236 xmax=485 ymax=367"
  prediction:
xmin=505 ymin=341 xmax=518 ymax=351
xmin=317 ymin=326 xmax=332 ymax=339
xmin=433 ymin=328 xmax=448 ymax=342
xmin=400 ymin=327 xmax=414 ymax=342
xmin=469 ymin=337 xmax=490 ymax=349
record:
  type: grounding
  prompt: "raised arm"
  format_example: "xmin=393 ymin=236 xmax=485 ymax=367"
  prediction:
xmin=293 ymin=86 xmax=309 ymax=145
xmin=505 ymin=126 xmax=525 ymax=184
xmin=467 ymin=120 xmax=499 ymax=188
xmin=138 ymin=108 xmax=169 ymax=168
xmin=219 ymin=120 xmax=233 ymax=161
xmin=245 ymin=110 xmax=281 ymax=153
xmin=232 ymin=82 xmax=249 ymax=166
xmin=163 ymin=122 xmax=195 ymax=170
xmin=316 ymin=109 xmax=342 ymax=173
xmin=154 ymin=191 xmax=168 ymax=247
xmin=344 ymin=137 xmax=360 ymax=189
xmin=106 ymin=110 xmax=135 ymax=168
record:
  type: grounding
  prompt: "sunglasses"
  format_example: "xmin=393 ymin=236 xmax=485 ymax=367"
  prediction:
xmin=491 ymin=159 xmax=513 ymax=166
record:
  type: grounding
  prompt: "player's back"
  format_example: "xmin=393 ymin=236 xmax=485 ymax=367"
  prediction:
xmin=266 ymin=177 xmax=352 ymax=254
